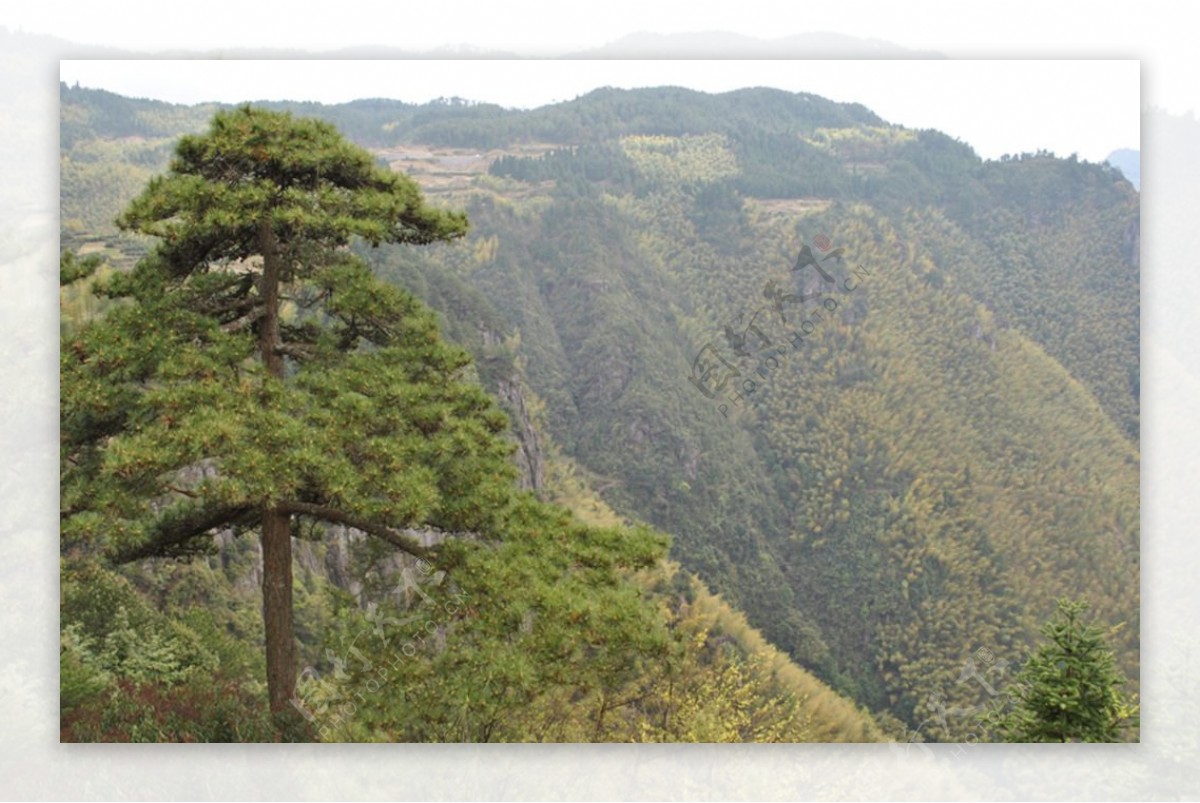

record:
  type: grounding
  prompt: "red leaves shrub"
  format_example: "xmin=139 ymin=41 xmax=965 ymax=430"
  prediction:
xmin=61 ymin=675 xmax=309 ymax=742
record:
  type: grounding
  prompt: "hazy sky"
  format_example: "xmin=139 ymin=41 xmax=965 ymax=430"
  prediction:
xmin=8 ymin=0 xmax=1190 ymax=73
xmin=14 ymin=0 xmax=1193 ymax=120
xmin=60 ymin=59 xmax=1138 ymax=164
xmin=14 ymin=0 xmax=1189 ymax=166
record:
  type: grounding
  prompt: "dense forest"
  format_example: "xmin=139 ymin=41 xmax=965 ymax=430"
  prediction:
xmin=60 ymin=82 xmax=1138 ymax=743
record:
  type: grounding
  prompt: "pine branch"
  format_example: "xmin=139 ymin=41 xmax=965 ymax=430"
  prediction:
xmin=278 ymin=501 xmax=434 ymax=559
xmin=222 ymin=305 xmax=267 ymax=333
xmin=273 ymin=342 xmax=320 ymax=361
xmin=200 ymin=292 xmax=260 ymax=319
xmin=110 ymin=502 xmax=258 ymax=564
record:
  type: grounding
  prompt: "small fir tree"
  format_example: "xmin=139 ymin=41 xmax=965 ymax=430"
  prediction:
xmin=986 ymin=598 xmax=1138 ymax=742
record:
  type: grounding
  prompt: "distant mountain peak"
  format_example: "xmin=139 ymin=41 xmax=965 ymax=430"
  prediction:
xmin=1106 ymin=148 xmax=1140 ymax=190
xmin=564 ymin=30 xmax=944 ymax=59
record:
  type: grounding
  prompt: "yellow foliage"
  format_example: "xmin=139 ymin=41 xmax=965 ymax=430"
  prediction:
xmin=620 ymin=134 xmax=740 ymax=185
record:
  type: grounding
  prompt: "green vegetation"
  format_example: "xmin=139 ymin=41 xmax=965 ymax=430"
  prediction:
xmin=984 ymin=599 xmax=1138 ymax=742
xmin=60 ymin=83 xmax=1138 ymax=743
xmin=63 ymin=105 xmax=494 ymax=724
xmin=61 ymin=102 xmax=881 ymax=742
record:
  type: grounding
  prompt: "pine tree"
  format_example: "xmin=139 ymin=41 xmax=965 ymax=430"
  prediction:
xmin=61 ymin=106 xmax=517 ymax=726
xmin=986 ymin=598 xmax=1138 ymax=742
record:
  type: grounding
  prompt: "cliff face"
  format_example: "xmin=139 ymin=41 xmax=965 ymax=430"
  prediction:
xmin=212 ymin=516 xmax=456 ymax=623
xmin=478 ymin=326 xmax=546 ymax=494
xmin=494 ymin=374 xmax=545 ymax=493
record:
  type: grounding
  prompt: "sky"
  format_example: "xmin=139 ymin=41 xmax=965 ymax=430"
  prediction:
xmin=5 ymin=0 xmax=1191 ymax=72
xmin=16 ymin=0 xmax=1190 ymax=166
xmin=59 ymin=59 xmax=1139 ymax=164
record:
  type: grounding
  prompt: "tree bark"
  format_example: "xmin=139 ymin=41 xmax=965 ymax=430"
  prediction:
xmin=262 ymin=506 xmax=295 ymax=715
xmin=258 ymin=217 xmax=296 ymax=717
xmin=258 ymin=218 xmax=285 ymax=379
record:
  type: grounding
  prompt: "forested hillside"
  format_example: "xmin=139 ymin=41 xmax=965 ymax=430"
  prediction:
xmin=60 ymin=82 xmax=1138 ymax=742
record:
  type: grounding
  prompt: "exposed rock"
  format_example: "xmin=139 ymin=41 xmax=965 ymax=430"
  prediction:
xmin=495 ymin=374 xmax=545 ymax=493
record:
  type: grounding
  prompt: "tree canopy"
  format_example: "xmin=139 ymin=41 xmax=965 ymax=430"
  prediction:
xmin=985 ymin=599 xmax=1139 ymax=742
xmin=61 ymin=106 xmax=511 ymax=723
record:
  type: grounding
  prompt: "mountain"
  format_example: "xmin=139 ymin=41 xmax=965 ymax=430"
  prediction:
xmin=1106 ymin=148 xmax=1140 ymax=189
xmin=59 ymin=82 xmax=1139 ymax=742
xmin=564 ymin=31 xmax=944 ymax=59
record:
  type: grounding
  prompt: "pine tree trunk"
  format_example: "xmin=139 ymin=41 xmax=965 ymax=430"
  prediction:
xmin=262 ymin=505 xmax=295 ymax=715
xmin=258 ymin=219 xmax=285 ymax=379
xmin=257 ymin=217 xmax=295 ymax=717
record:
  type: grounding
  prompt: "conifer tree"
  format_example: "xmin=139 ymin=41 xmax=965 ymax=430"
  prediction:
xmin=987 ymin=599 xmax=1138 ymax=742
xmin=61 ymin=106 xmax=515 ymax=723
